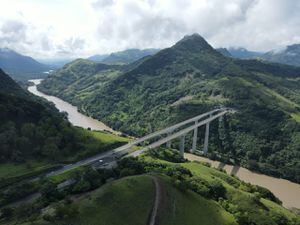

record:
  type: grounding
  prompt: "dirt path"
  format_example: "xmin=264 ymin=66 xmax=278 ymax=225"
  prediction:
xmin=149 ymin=176 xmax=165 ymax=225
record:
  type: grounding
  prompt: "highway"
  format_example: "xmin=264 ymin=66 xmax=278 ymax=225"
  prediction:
xmin=44 ymin=108 xmax=233 ymax=177
xmin=130 ymin=110 xmax=228 ymax=157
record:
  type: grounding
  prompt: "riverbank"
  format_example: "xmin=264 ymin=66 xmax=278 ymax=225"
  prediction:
xmin=28 ymin=79 xmax=115 ymax=133
xmin=185 ymin=153 xmax=300 ymax=209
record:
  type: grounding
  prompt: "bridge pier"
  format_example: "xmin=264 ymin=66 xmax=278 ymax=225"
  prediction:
xmin=191 ymin=120 xmax=198 ymax=153
xmin=203 ymin=115 xmax=212 ymax=154
xmin=166 ymin=131 xmax=172 ymax=148
xmin=180 ymin=135 xmax=185 ymax=157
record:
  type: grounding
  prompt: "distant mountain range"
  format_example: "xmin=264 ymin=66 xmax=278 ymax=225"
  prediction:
xmin=217 ymin=45 xmax=300 ymax=67
xmin=0 ymin=48 xmax=52 ymax=80
xmin=88 ymin=48 xmax=160 ymax=64
xmin=262 ymin=44 xmax=300 ymax=67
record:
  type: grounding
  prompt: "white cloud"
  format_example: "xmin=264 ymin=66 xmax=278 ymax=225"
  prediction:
xmin=0 ymin=0 xmax=299 ymax=58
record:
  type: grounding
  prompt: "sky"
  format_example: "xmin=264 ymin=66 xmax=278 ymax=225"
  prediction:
xmin=0 ymin=0 xmax=299 ymax=59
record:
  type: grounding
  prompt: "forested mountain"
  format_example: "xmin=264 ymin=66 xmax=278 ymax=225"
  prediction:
xmin=87 ymin=54 xmax=109 ymax=62
xmin=0 ymin=48 xmax=51 ymax=80
xmin=261 ymin=44 xmax=300 ymax=67
xmin=40 ymin=34 xmax=300 ymax=183
xmin=0 ymin=68 xmax=126 ymax=164
xmin=88 ymin=48 xmax=160 ymax=64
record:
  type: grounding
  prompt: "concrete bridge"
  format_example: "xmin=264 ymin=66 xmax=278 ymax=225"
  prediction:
xmin=130 ymin=107 xmax=235 ymax=157
xmin=46 ymin=108 xmax=234 ymax=176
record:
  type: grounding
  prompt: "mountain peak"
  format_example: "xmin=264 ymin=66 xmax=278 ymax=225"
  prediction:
xmin=174 ymin=33 xmax=214 ymax=52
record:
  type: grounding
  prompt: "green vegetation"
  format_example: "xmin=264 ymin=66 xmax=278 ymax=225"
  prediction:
xmin=40 ymin=34 xmax=300 ymax=183
xmin=0 ymin=69 xmax=129 ymax=206
xmin=159 ymin=176 xmax=237 ymax=225
xmin=101 ymin=48 xmax=160 ymax=64
xmin=1 ymin=149 xmax=299 ymax=225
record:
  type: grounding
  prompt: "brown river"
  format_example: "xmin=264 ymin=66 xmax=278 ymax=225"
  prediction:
xmin=185 ymin=153 xmax=300 ymax=209
xmin=28 ymin=79 xmax=114 ymax=133
xmin=28 ymin=79 xmax=300 ymax=209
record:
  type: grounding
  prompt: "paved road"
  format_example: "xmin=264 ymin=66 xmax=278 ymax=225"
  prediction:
xmin=131 ymin=110 xmax=229 ymax=157
xmin=43 ymin=108 xmax=230 ymax=177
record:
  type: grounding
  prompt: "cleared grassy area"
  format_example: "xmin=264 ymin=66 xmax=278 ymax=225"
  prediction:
xmin=89 ymin=130 xmax=130 ymax=144
xmin=160 ymin=176 xmax=237 ymax=225
xmin=0 ymin=162 xmax=61 ymax=188
xmin=20 ymin=175 xmax=155 ymax=225
xmin=0 ymin=161 xmax=50 ymax=179
xmin=74 ymin=175 xmax=154 ymax=225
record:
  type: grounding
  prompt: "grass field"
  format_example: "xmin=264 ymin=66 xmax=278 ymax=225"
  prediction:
xmin=159 ymin=176 xmax=237 ymax=225
xmin=18 ymin=175 xmax=155 ymax=225
xmin=88 ymin=130 xmax=130 ymax=144
xmin=0 ymin=162 xmax=61 ymax=188
xmin=0 ymin=161 xmax=51 ymax=180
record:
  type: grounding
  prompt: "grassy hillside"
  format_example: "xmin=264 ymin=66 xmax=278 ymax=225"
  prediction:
xmin=3 ymin=149 xmax=299 ymax=225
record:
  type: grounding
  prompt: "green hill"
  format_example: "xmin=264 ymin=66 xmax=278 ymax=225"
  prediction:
xmin=91 ymin=48 xmax=160 ymax=64
xmin=0 ymin=68 xmax=128 ymax=184
xmin=39 ymin=34 xmax=300 ymax=183
xmin=4 ymin=149 xmax=299 ymax=225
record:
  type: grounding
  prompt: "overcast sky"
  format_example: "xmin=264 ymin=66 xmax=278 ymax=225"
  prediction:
xmin=0 ymin=0 xmax=299 ymax=59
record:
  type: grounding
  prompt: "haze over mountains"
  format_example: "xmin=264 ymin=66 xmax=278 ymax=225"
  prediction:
xmin=0 ymin=48 xmax=52 ymax=80
xmin=262 ymin=44 xmax=300 ymax=67
xmin=217 ymin=46 xmax=300 ymax=67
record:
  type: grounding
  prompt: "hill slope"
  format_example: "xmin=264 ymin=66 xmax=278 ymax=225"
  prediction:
xmin=0 ymin=68 xmax=127 ymax=182
xmin=0 ymin=48 xmax=51 ymax=80
xmin=261 ymin=44 xmax=300 ymax=67
xmin=6 ymin=150 xmax=299 ymax=225
xmin=88 ymin=48 xmax=160 ymax=64
xmin=39 ymin=34 xmax=300 ymax=183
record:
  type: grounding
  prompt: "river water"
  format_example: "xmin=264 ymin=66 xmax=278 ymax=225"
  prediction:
xmin=27 ymin=79 xmax=300 ymax=209
xmin=185 ymin=153 xmax=300 ymax=209
xmin=28 ymin=79 xmax=114 ymax=133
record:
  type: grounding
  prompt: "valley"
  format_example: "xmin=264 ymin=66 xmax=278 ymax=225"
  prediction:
xmin=27 ymin=80 xmax=300 ymax=209
xmin=1 ymin=4 xmax=300 ymax=222
xmin=28 ymin=79 xmax=114 ymax=133
xmin=40 ymin=34 xmax=300 ymax=184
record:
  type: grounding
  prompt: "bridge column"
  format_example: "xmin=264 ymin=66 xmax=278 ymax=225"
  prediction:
xmin=166 ymin=131 xmax=172 ymax=148
xmin=203 ymin=114 xmax=212 ymax=154
xmin=191 ymin=121 xmax=198 ymax=153
xmin=179 ymin=135 xmax=185 ymax=157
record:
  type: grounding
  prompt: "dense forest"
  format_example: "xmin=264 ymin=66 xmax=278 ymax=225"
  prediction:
xmin=40 ymin=34 xmax=300 ymax=183
xmin=0 ymin=69 xmax=127 ymax=164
